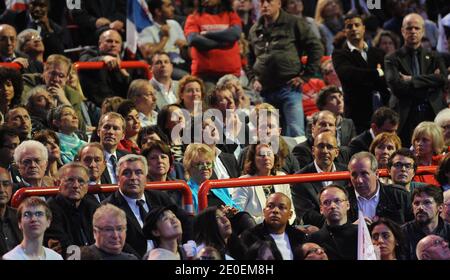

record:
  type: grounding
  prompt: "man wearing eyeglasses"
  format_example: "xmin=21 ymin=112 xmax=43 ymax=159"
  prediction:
xmin=81 ymin=204 xmax=138 ymax=260
xmin=387 ymin=148 xmax=427 ymax=193
xmin=292 ymin=131 xmax=348 ymax=228
xmin=346 ymin=151 xmax=413 ymax=226
xmin=103 ymin=154 xmax=193 ymax=258
xmin=402 ymin=185 xmax=450 ymax=260
xmin=44 ymin=162 xmax=98 ymax=259
xmin=416 ymin=234 xmax=450 ymax=260
xmin=0 ymin=167 xmax=22 ymax=257
xmin=308 ymin=184 xmax=357 ymax=260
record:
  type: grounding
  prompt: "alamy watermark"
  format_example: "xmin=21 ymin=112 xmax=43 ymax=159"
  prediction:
xmin=367 ymin=0 xmax=381 ymax=10
xmin=66 ymin=0 xmax=80 ymax=10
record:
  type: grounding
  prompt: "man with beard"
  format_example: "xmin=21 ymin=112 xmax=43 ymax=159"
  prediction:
xmin=240 ymin=192 xmax=306 ymax=260
xmin=346 ymin=152 xmax=412 ymax=225
xmin=402 ymin=185 xmax=450 ymax=260
xmin=307 ymin=184 xmax=357 ymax=260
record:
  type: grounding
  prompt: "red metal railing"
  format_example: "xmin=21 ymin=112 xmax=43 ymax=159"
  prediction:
xmin=11 ymin=181 xmax=194 ymax=215
xmin=0 ymin=62 xmax=22 ymax=70
xmin=198 ymin=166 xmax=437 ymax=211
xmin=74 ymin=61 xmax=152 ymax=80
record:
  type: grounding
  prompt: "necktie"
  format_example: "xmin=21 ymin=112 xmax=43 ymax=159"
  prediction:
xmin=411 ymin=50 xmax=420 ymax=76
xmin=136 ymin=199 xmax=148 ymax=222
xmin=110 ymin=155 xmax=117 ymax=178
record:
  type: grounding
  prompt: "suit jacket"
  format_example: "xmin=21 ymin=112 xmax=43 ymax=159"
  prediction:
xmin=339 ymin=117 xmax=357 ymax=147
xmin=103 ymin=190 xmax=193 ymax=258
xmin=348 ymin=129 xmax=373 ymax=156
xmin=332 ymin=43 xmax=390 ymax=132
xmin=292 ymin=137 xmax=351 ymax=168
xmin=346 ymin=182 xmax=414 ymax=225
xmin=307 ymin=222 xmax=358 ymax=260
xmin=0 ymin=207 xmax=22 ymax=256
xmin=211 ymin=151 xmax=239 ymax=180
xmin=101 ymin=149 xmax=129 ymax=184
xmin=385 ymin=46 xmax=447 ymax=134
xmin=291 ymin=162 xmax=349 ymax=227
xmin=240 ymin=222 xmax=307 ymax=260
xmin=45 ymin=195 xmax=98 ymax=258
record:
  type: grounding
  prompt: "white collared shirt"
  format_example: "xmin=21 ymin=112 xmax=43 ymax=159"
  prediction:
xmin=313 ymin=161 xmax=336 ymax=187
xmin=347 ymin=40 xmax=368 ymax=62
xmin=138 ymin=111 xmax=158 ymax=127
xmin=354 ymin=183 xmax=380 ymax=220
xmin=104 ymin=151 xmax=118 ymax=184
xmin=150 ymin=78 xmax=178 ymax=105
xmin=270 ymin=232 xmax=293 ymax=260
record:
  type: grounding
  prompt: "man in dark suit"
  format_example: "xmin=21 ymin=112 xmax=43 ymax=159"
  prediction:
xmin=292 ymin=132 xmax=348 ymax=228
xmin=293 ymin=110 xmax=350 ymax=168
xmin=103 ymin=154 xmax=192 ymax=258
xmin=0 ymin=167 xmax=22 ymax=256
xmin=385 ymin=13 xmax=447 ymax=146
xmin=332 ymin=14 xmax=390 ymax=134
xmin=346 ymin=152 xmax=413 ymax=225
xmin=45 ymin=163 xmax=98 ymax=259
xmin=241 ymin=193 xmax=307 ymax=260
xmin=97 ymin=112 xmax=129 ymax=185
xmin=314 ymin=86 xmax=356 ymax=147
xmin=348 ymin=107 xmax=399 ymax=156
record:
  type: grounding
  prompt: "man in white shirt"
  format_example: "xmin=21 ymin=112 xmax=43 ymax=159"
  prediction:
xmin=149 ymin=52 xmax=179 ymax=111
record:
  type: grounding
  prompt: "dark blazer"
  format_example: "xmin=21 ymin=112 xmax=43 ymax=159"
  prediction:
xmin=211 ymin=151 xmax=240 ymax=180
xmin=103 ymin=190 xmax=193 ymax=258
xmin=339 ymin=117 xmax=357 ymax=147
xmin=346 ymin=182 xmax=414 ymax=225
xmin=45 ymin=195 xmax=98 ymax=258
xmin=348 ymin=129 xmax=373 ymax=156
xmin=333 ymin=43 xmax=390 ymax=132
xmin=307 ymin=222 xmax=358 ymax=260
xmin=291 ymin=162 xmax=349 ymax=227
xmin=292 ymin=137 xmax=351 ymax=168
xmin=240 ymin=222 xmax=307 ymax=260
xmin=385 ymin=46 xmax=447 ymax=139
xmin=0 ymin=207 xmax=22 ymax=256
xmin=101 ymin=149 xmax=129 ymax=184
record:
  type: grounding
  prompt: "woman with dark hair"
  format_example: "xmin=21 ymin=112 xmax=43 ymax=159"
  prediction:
xmin=369 ymin=217 xmax=407 ymax=260
xmin=194 ymin=206 xmax=247 ymax=260
xmin=245 ymin=240 xmax=283 ymax=260
xmin=184 ymin=0 xmax=242 ymax=87
xmin=0 ymin=67 xmax=23 ymax=115
xmin=372 ymin=30 xmax=400 ymax=55
xmin=116 ymin=100 xmax=142 ymax=154
xmin=233 ymin=142 xmax=296 ymax=224
xmin=137 ymin=125 xmax=170 ymax=150
xmin=33 ymin=129 xmax=63 ymax=179
xmin=314 ymin=0 xmax=344 ymax=55
xmin=435 ymin=153 xmax=450 ymax=191
xmin=157 ymin=103 xmax=187 ymax=162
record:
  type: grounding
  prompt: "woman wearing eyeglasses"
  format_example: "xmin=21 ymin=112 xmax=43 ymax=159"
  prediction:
xmin=3 ymin=197 xmax=63 ymax=260
xmin=232 ymin=143 xmax=297 ymax=225
xmin=369 ymin=217 xmax=407 ymax=260
xmin=183 ymin=143 xmax=241 ymax=214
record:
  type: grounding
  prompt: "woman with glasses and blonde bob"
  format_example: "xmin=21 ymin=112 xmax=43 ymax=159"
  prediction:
xmin=183 ymin=143 xmax=241 ymax=214
xmin=232 ymin=142 xmax=297 ymax=225
xmin=3 ymin=197 xmax=63 ymax=260
xmin=411 ymin=121 xmax=446 ymax=185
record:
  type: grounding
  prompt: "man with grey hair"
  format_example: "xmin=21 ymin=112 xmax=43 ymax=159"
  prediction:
xmin=103 ymin=154 xmax=193 ymax=258
xmin=346 ymin=151 xmax=412 ymax=225
xmin=13 ymin=140 xmax=54 ymax=189
xmin=81 ymin=204 xmax=138 ymax=260
xmin=127 ymin=79 xmax=158 ymax=127
xmin=434 ymin=108 xmax=450 ymax=148
xmin=440 ymin=190 xmax=450 ymax=224
xmin=15 ymin=28 xmax=44 ymax=74
xmin=416 ymin=234 xmax=450 ymax=260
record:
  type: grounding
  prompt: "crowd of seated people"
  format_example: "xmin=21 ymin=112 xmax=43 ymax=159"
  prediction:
xmin=0 ymin=0 xmax=450 ymax=261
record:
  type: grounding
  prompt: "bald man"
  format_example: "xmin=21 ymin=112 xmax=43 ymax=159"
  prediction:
xmin=385 ymin=13 xmax=447 ymax=146
xmin=416 ymin=234 xmax=450 ymax=260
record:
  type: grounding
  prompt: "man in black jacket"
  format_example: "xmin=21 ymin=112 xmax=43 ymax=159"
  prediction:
xmin=292 ymin=132 xmax=348 ymax=227
xmin=103 ymin=154 xmax=192 ymax=258
xmin=402 ymin=185 xmax=450 ymax=260
xmin=45 ymin=162 xmax=98 ymax=259
xmin=241 ymin=193 xmax=306 ymax=260
xmin=307 ymin=184 xmax=357 ymax=260
xmin=347 ymin=152 xmax=413 ymax=225
xmin=0 ymin=167 xmax=22 ymax=257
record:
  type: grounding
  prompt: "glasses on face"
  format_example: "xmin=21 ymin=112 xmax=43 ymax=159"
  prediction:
xmin=25 ymin=34 xmax=42 ymax=43
xmin=304 ymin=247 xmax=326 ymax=258
xmin=95 ymin=226 xmax=127 ymax=234
xmin=22 ymin=210 xmax=46 ymax=219
xmin=321 ymin=198 xmax=347 ymax=207
xmin=21 ymin=158 xmax=43 ymax=166
xmin=257 ymin=151 xmax=273 ymax=157
xmin=392 ymin=162 xmax=414 ymax=170
xmin=194 ymin=162 xmax=213 ymax=170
